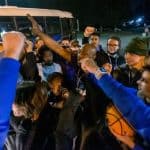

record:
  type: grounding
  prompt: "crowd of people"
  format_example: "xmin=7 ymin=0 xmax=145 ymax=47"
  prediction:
xmin=0 ymin=14 xmax=150 ymax=150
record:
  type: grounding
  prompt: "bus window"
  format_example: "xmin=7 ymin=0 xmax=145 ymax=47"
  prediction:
xmin=71 ymin=18 xmax=79 ymax=32
xmin=15 ymin=16 xmax=45 ymax=38
xmin=45 ymin=17 xmax=60 ymax=34
xmin=0 ymin=17 xmax=15 ymax=38
xmin=60 ymin=18 xmax=71 ymax=38
xmin=60 ymin=18 xmax=79 ymax=40
xmin=0 ymin=6 xmax=77 ymax=41
xmin=45 ymin=17 xmax=61 ymax=41
xmin=69 ymin=18 xmax=79 ymax=39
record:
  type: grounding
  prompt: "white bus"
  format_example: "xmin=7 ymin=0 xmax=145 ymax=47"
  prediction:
xmin=0 ymin=6 xmax=79 ymax=41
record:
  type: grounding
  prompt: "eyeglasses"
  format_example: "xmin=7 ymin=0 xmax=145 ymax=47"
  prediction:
xmin=107 ymin=44 xmax=119 ymax=47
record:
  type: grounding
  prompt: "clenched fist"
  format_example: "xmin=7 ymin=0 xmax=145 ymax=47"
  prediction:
xmin=80 ymin=58 xmax=99 ymax=73
xmin=2 ymin=31 xmax=26 ymax=60
xmin=83 ymin=26 xmax=96 ymax=37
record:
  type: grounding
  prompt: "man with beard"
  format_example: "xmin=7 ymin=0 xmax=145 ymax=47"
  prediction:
xmin=37 ymin=46 xmax=62 ymax=81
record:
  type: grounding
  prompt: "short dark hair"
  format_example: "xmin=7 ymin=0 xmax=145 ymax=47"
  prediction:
xmin=61 ymin=36 xmax=70 ymax=41
xmin=47 ymin=72 xmax=63 ymax=84
xmin=47 ymin=72 xmax=68 ymax=89
xmin=38 ymin=45 xmax=53 ymax=58
xmin=91 ymin=32 xmax=100 ymax=37
xmin=96 ymin=52 xmax=110 ymax=67
xmin=107 ymin=36 xmax=121 ymax=47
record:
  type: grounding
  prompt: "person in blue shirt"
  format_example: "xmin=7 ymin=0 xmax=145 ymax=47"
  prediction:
xmin=80 ymin=58 xmax=150 ymax=150
xmin=0 ymin=31 xmax=25 ymax=149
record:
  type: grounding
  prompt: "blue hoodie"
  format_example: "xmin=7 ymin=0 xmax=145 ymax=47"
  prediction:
xmin=0 ymin=58 xmax=20 ymax=150
xmin=89 ymin=73 xmax=150 ymax=149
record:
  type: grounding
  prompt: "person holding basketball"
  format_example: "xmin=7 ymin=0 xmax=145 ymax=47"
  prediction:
xmin=80 ymin=58 xmax=150 ymax=149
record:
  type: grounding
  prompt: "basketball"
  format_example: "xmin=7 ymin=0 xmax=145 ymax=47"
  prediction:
xmin=106 ymin=104 xmax=135 ymax=137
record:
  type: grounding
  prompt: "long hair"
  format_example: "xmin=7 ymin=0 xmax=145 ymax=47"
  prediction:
xmin=15 ymin=84 xmax=36 ymax=118
xmin=15 ymin=82 xmax=48 ymax=120
xmin=30 ymin=82 xmax=48 ymax=119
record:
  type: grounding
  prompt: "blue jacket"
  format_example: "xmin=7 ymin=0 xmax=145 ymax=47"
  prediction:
xmin=89 ymin=73 xmax=150 ymax=148
xmin=0 ymin=58 xmax=20 ymax=150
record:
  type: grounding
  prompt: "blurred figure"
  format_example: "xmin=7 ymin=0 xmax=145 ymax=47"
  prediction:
xmin=145 ymin=55 xmax=150 ymax=65
xmin=106 ymin=36 xmax=125 ymax=70
xmin=4 ymin=82 xmax=56 ymax=150
xmin=27 ymin=82 xmax=56 ymax=150
xmin=37 ymin=46 xmax=62 ymax=81
xmin=144 ymin=25 xmax=150 ymax=37
xmin=70 ymin=39 xmax=81 ymax=54
xmin=60 ymin=36 xmax=70 ymax=50
xmin=0 ymin=41 xmax=4 ymax=58
xmin=34 ymin=37 xmax=45 ymax=53
xmin=90 ymin=32 xmax=103 ymax=52
xmin=113 ymin=37 xmax=148 ymax=88
xmin=82 ymin=26 xmax=104 ymax=53
xmin=47 ymin=72 xmax=83 ymax=150
xmin=0 ymin=31 xmax=25 ymax=149
xmin=80 ymin=58 xmax=150 ymax=149
xmin=20 ymin=40 xmax=40 ymax=81
xmin=82 ymin=25 xmax=96 ymax=45
xmin=4 ymin=85 xmax=35 ymax=150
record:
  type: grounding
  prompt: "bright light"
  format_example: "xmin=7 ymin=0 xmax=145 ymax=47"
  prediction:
xmin=136 ymin=17 xmax=143 ymax=23
xmin=128 ymin=20 xmax=134 ymax=25
xmin=0 ymin=30 xmax=6 ymax=38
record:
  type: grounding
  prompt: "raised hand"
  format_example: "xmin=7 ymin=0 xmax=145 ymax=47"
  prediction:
xmin=84 ymin=26 xmax=96 ymax=37
xmin=25 ymin=40 xmax=33 ymax=53
xmin=80 ymin=58 xmax=99 ymax=73
xmin=2 ymin=31 xmax=26 ymax=60
xmin=27 ymin=14 xmax=42 ymax=35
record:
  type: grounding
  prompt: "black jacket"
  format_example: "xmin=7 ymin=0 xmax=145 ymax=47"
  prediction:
xmin=4 ymin=115 xmax=32 ymax=150
xmin=112 ymin=64 xmax=142 ymax=88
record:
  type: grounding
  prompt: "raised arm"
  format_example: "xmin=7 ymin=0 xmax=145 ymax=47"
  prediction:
xmin=0 ymin=32 xmax=25 ymax=149
xmin=27 ymin=14 xmax=71 ymax=62
xmin=80 ymin=58 xmax=150 ymax=128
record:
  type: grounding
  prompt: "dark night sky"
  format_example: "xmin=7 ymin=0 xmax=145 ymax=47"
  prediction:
xmin=0 ymin=0 xmax=150 ymax=28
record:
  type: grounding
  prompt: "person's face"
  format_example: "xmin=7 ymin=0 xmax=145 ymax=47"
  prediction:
xmin=43 ymin=51 xmax=53 ymax=63
xmin=107 ymin=39 xmax=119 ymax=54
xmin=12 ymin=104 xmax=27 ymax=117
xmin=61 ymin=40 xmax=70 ymax=48
xmin=84 ymin=26 xmax=96 ymax=36
xmin=125 ymin=52 xmax=144 ymax=68
xmin=70 ymin=46 xmax=80 ymax=52
xmin=137 ymin=71 xmax=150 ymax=99
xmin=70 ymin=43 xmax=80 ymax=52
xmin=90 ymin=35 xmax=100 ymax=47
xmin=49 ymin=78 xmax=63 ymax=96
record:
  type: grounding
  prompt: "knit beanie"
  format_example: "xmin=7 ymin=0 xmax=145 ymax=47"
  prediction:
xmin=125 ymin=37 xmax=148 ymax=56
